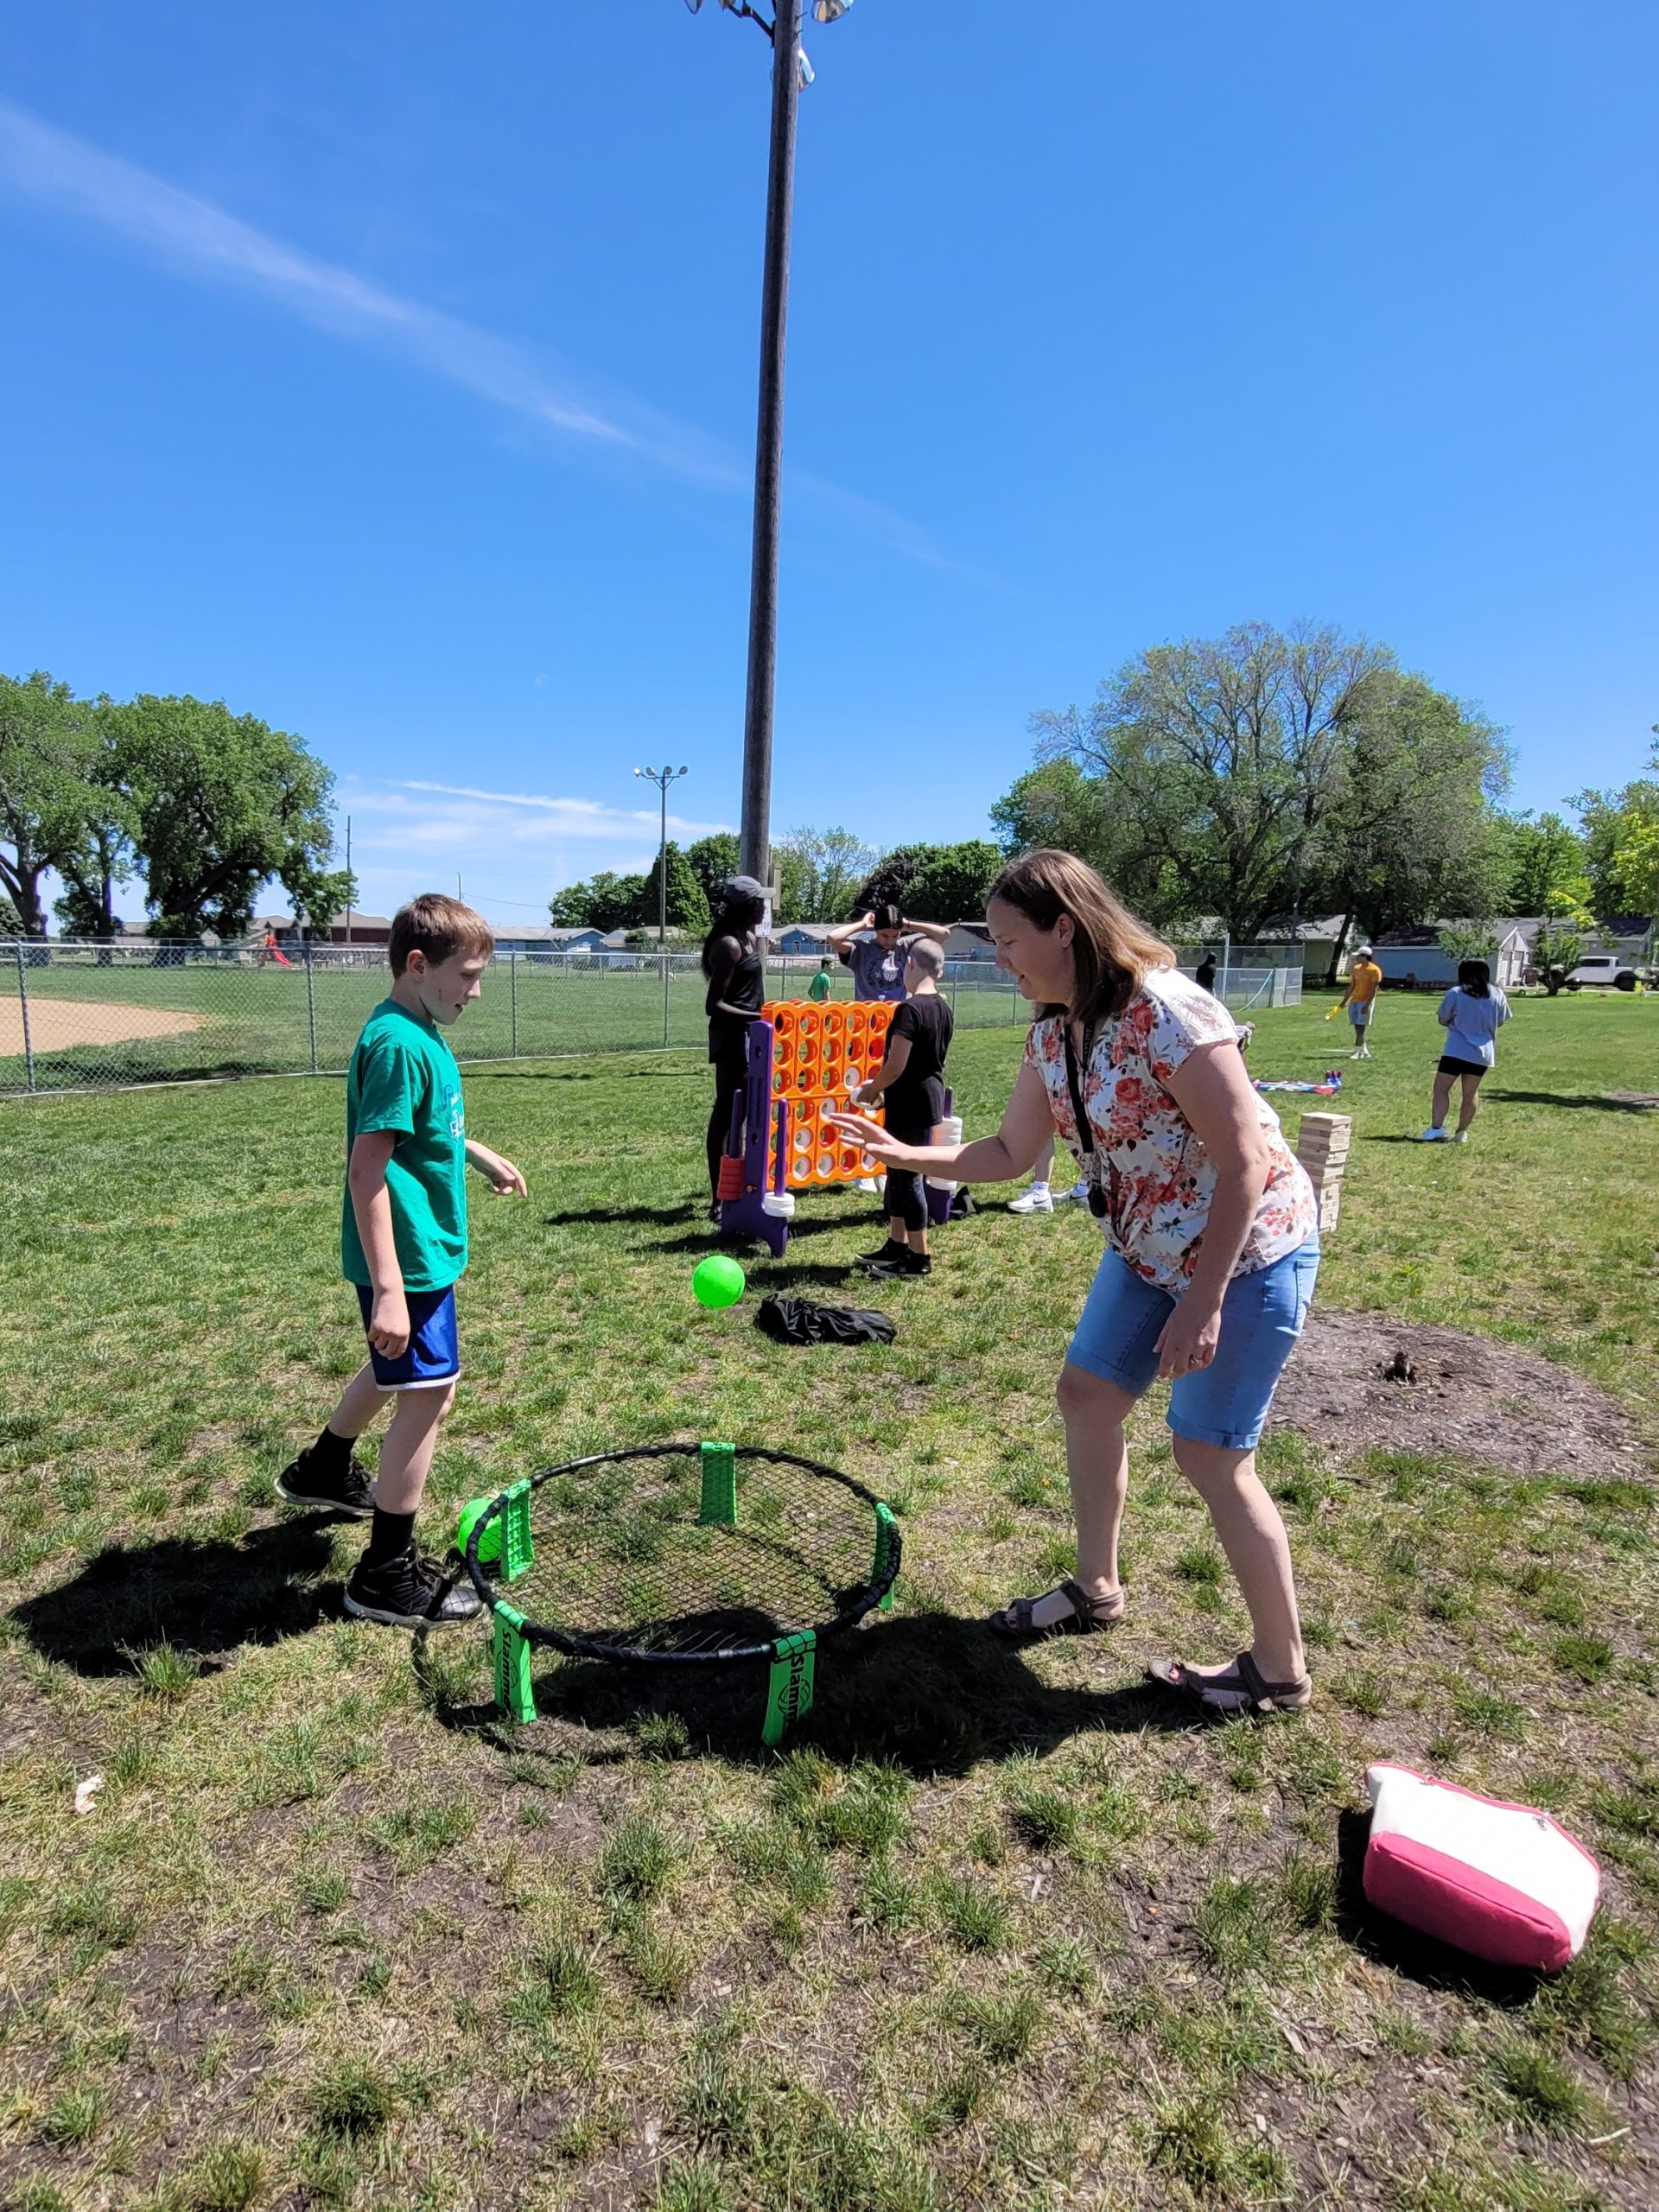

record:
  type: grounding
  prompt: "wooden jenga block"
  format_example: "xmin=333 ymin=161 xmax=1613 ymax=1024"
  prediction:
xmin=1318 ymin=1183 xmax=1342 ymax=1232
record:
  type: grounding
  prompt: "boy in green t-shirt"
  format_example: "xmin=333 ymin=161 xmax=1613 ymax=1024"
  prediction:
xmin=276 ymin=895 xmax=526 ymax=1627
xmin=807 ymin=958 xmax=833 ymax=1003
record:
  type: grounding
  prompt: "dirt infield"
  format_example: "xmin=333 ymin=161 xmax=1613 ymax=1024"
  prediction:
xmin=0 ymin=997 xmax=205 ymax=1056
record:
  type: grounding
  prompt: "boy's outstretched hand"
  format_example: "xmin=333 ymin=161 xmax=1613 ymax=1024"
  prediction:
xmin=467 ymin=1141 xmax=528 ymax=1197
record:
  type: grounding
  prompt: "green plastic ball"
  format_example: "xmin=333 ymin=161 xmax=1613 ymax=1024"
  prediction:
xmin=455 ymin=1494 xmax=504 ymax=1565
xmin=692 ymin=1253 xmax=747 ymax=1310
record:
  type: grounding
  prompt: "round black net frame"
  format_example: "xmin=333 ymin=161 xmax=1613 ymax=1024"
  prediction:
xmin=461 ymin=1442 xmax=902 ymax=1665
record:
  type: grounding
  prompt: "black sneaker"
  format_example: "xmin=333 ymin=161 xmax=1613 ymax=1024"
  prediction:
xmin=344 ymin=1545 xmax=483 ymax=1629
xmin=275 ymin=1447 xmax=374 ymax=1517
xmin=865 ymin=1247 xmax=931 ymax=1280
xmin=857 ymin=1242 xmax=909 ymax=1271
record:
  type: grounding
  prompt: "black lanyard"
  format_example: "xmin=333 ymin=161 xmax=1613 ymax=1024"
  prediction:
xmin=1062 ymin=1018 xmax=1096 ymax=1156
xmin=1063 ymin=1017 xmax=1111 ymax=1218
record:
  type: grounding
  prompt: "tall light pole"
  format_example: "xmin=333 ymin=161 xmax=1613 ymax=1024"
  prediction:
xmin=687 ymin=0 xmax=855 ymax=887
xmin=635 ymin=766 xmax=690 ymax=946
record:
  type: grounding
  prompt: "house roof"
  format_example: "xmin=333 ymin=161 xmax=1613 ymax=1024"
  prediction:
xmin=1376 ymin=918 xmax=1543 ymax=949
xmin=499 ymin=925 xmax=604 ymax=944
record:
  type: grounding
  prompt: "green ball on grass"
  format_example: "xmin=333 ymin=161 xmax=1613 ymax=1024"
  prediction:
xmin=692 ymin=1254 xmax=747 ymax=1310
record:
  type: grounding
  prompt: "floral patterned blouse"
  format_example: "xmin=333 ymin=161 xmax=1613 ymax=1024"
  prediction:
xmin=1024 ymin=968 xmax=1317 ymax=1295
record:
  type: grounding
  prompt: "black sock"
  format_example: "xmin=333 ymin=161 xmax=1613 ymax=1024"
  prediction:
xmin=364 ymin=1508 xmax=416 ymax=1570
xmin=313 ymin=1424 xmax=356 ymax=1471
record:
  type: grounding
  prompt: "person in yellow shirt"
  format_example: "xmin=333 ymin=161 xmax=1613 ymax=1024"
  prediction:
xmin=1338 ymin=946 xmax=1383 ymax=1058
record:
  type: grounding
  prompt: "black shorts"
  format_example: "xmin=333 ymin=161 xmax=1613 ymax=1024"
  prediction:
xmin=1438 ymin=1053 xmax=1489 ymax=1078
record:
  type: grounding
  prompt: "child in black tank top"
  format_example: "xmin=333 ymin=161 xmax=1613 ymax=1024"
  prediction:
xmin=851 ymin=941 xmax=954 ymax=1280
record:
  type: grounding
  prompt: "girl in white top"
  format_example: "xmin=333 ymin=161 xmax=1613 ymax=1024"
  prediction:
xmin=1421 ymin=957 xmax=1511 ymax=1142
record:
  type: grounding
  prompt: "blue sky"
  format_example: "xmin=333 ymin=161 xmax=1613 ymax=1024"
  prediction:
xmin=3 ymin=1 xmax=1656 ymax=928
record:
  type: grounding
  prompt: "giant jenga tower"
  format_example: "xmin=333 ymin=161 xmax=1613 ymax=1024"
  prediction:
xmin=1294 ymin=1111 xmax=1351 ymax=1234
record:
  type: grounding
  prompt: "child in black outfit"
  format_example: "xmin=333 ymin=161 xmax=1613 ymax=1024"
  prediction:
xmin=853 ymin=939 xmax=954 ymax=1279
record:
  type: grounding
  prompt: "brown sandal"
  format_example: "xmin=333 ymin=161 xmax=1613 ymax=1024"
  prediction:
xmin=1147 ymin=1649 xmax=1312 ymax=1714
xmin=991 ymin=1580 xmax=1125 ymax=1640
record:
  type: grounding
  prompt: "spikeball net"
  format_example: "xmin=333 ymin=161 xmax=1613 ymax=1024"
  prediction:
xmin=458 ymin=1442 xmax=901 ymax=1744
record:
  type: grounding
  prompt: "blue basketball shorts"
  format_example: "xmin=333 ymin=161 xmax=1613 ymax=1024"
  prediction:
xmin=355 ymin=1282 xmax=461 ymax=1390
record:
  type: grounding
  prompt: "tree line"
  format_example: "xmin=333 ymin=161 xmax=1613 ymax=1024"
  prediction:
xmin=993 ymin=621 xmax=1656 ymax=977
xmin=0 ymin=671 xmax=349 ymax=940
xmin=548 ymin=828 xmax=1007 ymax=935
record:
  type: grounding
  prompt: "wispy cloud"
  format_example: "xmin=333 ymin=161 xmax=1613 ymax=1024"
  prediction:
xmin=0 ymin=94 xmax=967 ymax=569
xmin=344 ymin=779 xmax=730 ymax=854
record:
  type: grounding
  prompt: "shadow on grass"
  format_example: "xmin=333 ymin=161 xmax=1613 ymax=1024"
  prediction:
xmin=541 ymin=1203 xmax=704 ymax=1230
xmin=1484 ymin=1088 xmax=1659 ymax=1114
xmin=420 ymin=1610 xmax=1191 ymax=1777
xmin=10 ymin=1520 xmax=342 ymax=1675
xmin=1333 ymin=1807 xmax=1540 ymax=2007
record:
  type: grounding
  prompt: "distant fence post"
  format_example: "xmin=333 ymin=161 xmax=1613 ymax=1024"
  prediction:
xmin=305 ymin=942 xmax=318 ymax=1073
xmin=510 ymin=954 xmax=518 ymax=1058
xmin=13 ymin=943 xmax=35 ymax=1092
xmin=662 ymin=952 xmax=671 ymax=1048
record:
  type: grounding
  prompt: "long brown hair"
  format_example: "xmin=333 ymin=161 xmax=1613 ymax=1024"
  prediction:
xmin=987 ymin=849 xmax=1174 ymax=1024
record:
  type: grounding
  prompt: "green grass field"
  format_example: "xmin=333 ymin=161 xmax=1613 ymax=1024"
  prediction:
xmin=3 ymin=991 xmax=1657 ymax=2210
xmin=0 ymin=958 xmax=1027 ymax=1092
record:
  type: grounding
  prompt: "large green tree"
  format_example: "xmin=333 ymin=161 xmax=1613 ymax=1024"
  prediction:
xmin=1573 ymin=733 xmax=1659 ymax=919
xmin=989 ymin=759 xmax=1108 ymax=860
xmin=1304 ymin=675 xmax=1513 ymax=973
xmin=853 ymin=842 xmax=931 ymax=917
xmin=778 ymin=825 xmax=880 ymax=920
xmin=1497 ymin=810 xmax=1589 ymax=917
xmin=1027 ymin=621 xmax=1395 ymax=938
xmin=52 ymin=698 xmax=139 ymax=939
xmin=685 ymin=832 xmax=740 ymax=908
xmin=548 ymin=868 xmax=646 ymax=932
xmin=0 ymin=671 xmax=105 ymax=937
xmin=639 ymin=841 xmax=709 ymax=936
xmin=902 ymin=839 xmax=1003 ymax=920
xmin=109 ymin=695 xmax=341 ymax=938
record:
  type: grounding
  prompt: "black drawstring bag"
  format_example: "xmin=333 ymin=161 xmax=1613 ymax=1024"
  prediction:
xmin=755 ymin=1295 xmax=898 ymax=1347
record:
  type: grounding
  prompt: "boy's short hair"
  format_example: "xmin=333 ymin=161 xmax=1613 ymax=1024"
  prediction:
xmin=389 ymin=894 xmax=494 ymax=976
xmin=905 ymin=939 xmax=944 ymax=982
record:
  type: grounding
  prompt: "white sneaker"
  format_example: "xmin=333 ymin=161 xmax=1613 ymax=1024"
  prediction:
xmin=1008 ymin=1185 xmax=1053 ymax=1215
xmin=1058 ymin=1180 xmax=1091 ymax=1205
xmin=1418 ymin=1127 xmax=1447 ymax=1142
xmin=855 ymin=1177 xmax=879 ymax=1194
xmin=1450 ymin=1130 xmax=1468 ymax=1143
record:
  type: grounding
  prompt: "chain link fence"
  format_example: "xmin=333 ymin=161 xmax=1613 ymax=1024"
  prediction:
xmin=2 ymin=939 xmax=1300 ymax=1096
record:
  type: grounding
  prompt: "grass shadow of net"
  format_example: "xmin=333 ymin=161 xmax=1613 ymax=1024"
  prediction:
xmin=454 ymin=1612 xmax=1192 ymax=1777
xmin=10 ymin=1519 xmax=342 ymax=1675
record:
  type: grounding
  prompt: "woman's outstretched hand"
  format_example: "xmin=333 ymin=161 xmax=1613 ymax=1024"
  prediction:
xmin=824 ymin=1107 xmax=916 ymax=1170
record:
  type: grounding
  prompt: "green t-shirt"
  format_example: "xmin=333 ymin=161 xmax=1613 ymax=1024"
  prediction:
xmin=807 ymin=969 xmax=831 ymax=1002
xmin=340 ymin=999 xmax=468 ymax=1292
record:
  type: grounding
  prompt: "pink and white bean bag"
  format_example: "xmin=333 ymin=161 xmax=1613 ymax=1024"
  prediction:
xmin=1363 ymin=1763 xmax=1600 ymax=1972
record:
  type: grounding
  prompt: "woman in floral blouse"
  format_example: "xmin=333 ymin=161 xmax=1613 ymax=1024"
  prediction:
xmin=830 ymin=849 xmax=1321 ymax=1714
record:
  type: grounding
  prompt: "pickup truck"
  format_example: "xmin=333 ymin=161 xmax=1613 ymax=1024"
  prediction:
xmin=1564 ymin=954 xmax=1638 ymax=991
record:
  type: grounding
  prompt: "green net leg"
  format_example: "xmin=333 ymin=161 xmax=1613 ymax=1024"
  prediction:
xmin=872 ymin=1500 xmax=898 ymax=1611
xmin=763 ymin=1630 xmax=817 ymax=1746
xmin=698 ymin=1440 xmax=738 ymax=1529
xmin=501 ymin=1478 xmax=535 ymax=1582
xmin=493 ymin=1605 xmax=536 ymax=1726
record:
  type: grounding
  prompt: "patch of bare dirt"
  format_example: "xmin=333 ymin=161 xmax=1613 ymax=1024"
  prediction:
xmin=1270 ymin=1308 xmax=1652 ymax=1480
xmin=1 ymin=995 xmax=204 ymax=1053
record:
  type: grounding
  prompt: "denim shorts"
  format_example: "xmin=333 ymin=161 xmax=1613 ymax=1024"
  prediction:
xmin=355 ymin=1282 xmax=461 ymax=1390
xmin=1065 ymin=1238 xmax=1319 ymax=1450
